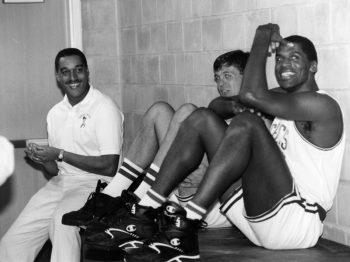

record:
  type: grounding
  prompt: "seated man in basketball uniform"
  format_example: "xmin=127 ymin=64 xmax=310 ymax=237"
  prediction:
xmin=93 ymin=23 xmax=344 ymax=261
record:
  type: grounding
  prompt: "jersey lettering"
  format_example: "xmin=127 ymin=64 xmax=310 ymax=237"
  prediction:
xmin=271 ymin=122 xmax=288 ymax=150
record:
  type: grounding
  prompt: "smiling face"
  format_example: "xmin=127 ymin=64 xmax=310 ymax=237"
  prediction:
xmin=214 ymin=65 xmax=243 ymax=97
xmin=56 ymin=55 xmax=90 ymax=106
xmin=275 ymin=42 xmax=317 ymax=93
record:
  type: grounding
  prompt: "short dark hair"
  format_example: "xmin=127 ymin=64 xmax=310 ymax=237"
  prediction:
xmin=55 ymin=48 xmax=88 ymax=72
xmin=213 ymin=50 xmax=250 ymax=74
xmin=284 ymin=35 xmax=318 ymax=63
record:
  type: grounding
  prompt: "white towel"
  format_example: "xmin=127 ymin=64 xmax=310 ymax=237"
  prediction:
xmin=0 ymin=136 xmax=14 ymax=186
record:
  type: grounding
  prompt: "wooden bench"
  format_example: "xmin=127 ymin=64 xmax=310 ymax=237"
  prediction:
xmin=74 ymin=226 xmax=350 ymax=262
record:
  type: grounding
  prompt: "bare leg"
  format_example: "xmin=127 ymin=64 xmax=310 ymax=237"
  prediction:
xmin=192 ymin=112 xmax=293 ymax=216
xmin=125 ymin=102 xmax=175 ymax=168
xmin=151 ymin=109 xmax=293 ymax=216
xmin=152 ymin=108 xmax=228 ymax=196
xmin=103 ymin=102 xmax=198 ymax=197
xmin=152 ymin=103 xmax=197 ymax=167
xmin=126 ymin=102 xmax=197 ymax=169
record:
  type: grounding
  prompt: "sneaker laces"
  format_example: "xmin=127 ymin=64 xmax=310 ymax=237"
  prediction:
xmin=78 ymin=180 xmax=107 ymax=213
xmin=79 ymin=191 xmax=98 ymax=213
xmin=143 ymin=210 xmax=205 ymax=248
xmin=95 ymin=191 xmax=136 ymax=224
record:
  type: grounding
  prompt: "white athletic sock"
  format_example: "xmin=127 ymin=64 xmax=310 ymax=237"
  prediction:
xmin=138 ymin=188 xmax=166 ymax=209
xmin=102 ymin=158 xmax=144 ymax=197
xmin=184 ymin=201 xmax=207 ymax=220
xmin=134 ymin=163 xmax=159 ymax=199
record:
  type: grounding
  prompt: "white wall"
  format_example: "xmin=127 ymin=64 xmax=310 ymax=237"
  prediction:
xmin=0 ymin=0 xmax=71 ymax=237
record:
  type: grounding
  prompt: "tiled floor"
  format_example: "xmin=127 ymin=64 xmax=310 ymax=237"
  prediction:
xmin=35 ymin=226 xmax=350 ymax=261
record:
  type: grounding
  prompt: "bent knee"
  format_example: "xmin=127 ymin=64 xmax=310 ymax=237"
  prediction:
xmin=181 ymin=107 xmax=221 ymax=131
xmin=148 ymin=101 xmax=174 ymax=114
xmin=188 ymin=107 xmax=216 ymax=120
xmin=186 ymin=107 xmax=212 ymax=123
xmin=172 ymin=103 xmax=197 ymax=123
xmin=228 ymin=112 xmax=266 ymax=132
xmin=143 ymin=101 xmax=175 ymax=121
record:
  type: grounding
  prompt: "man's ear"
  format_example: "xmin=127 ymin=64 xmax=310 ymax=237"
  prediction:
xmin=310 ymin=61 xmax=317 ymax=73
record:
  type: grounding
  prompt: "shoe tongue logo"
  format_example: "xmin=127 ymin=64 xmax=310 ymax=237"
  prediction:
xmin=131 ymin=204 xmax=136 ymax=214
xmin=175 ymin=217 xmax=181 ymax=227
xmin=126 ymin=224 xmax=136 ymax=232
xmin=170 ymin=238 xmax=181 ymax=246
xmin=166 ymin=205 xmax=176 ymax=214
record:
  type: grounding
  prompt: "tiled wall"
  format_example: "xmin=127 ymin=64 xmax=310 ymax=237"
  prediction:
xmin=82 ymin=0 xmax=350 ymax=246
xmin=82 ymin=0 xmax=122 ymax=109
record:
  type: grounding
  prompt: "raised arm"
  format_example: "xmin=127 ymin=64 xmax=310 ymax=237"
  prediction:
xmin=239 ymin=25 xmax=275 ymax=102
xmin=238 ymin=23 xmax=343 ymax=148
xmin=238 ymin=24 xmax=339 ymax=122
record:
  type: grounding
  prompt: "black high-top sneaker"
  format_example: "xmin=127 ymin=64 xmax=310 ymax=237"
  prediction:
xmin=84 ymin=194 xmax=159 ymax=251
xmin=124 ymin=201 xmax=202 ymax=262
xmin=62 ymin=180 xmax=117 ymax=227
xmin=83 ymin=190 xmax=139 ymax=238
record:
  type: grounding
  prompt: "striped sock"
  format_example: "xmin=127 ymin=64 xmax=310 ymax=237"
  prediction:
xmin=138 ymin=188 xmax=166 ymax=209
xmin=184 ymin=201 xmax=207 ymax=220
xmin=134 ymin=163 xmax=159 ymax=199
xmin=175 ymin=192 xmax=194 ymax=205
xmin=102 ymin=158 xmax=144 ymax=197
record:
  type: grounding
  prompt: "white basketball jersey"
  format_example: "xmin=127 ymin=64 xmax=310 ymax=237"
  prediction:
xmin=270 ymin=111 xmax=345 ymax=211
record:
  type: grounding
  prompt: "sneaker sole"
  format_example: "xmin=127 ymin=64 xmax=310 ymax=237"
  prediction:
xmin=84 ymin=241 xmax=122 ymax=252
xmin=84 ymin=238 xmax=144 ymax=252
xmin=123 ymin=254 xmax=200 ymax=262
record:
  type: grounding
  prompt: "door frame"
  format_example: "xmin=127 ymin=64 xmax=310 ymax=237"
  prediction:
xmin=68 ymin=0 xmax=82 ymax=50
